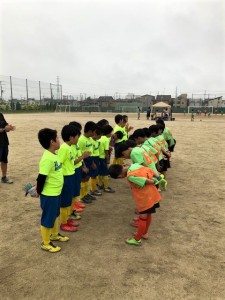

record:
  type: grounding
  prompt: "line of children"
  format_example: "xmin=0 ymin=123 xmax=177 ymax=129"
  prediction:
xmin=36 ymin=115 xmax=175 ymax=250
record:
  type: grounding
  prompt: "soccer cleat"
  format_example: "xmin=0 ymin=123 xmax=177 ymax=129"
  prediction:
xmin=103 ymin=187 xmax=115 ymax=193
xmin=50 ymin=233 xmax=69 ymax=242
xmin=97 ymin=185 xmax=104 ymax=190
xmin=75 ymin=202 xmax=86 ymax=208
xmin=67 ymin=219 xmax=79 ymax=227
xmin=73 ymin=206 xmax=84 ymax=213
xmin=86 ymin=193 xmax=96 ymax=200
xmin=81 ymin=196 xmax=92 ymax=204
xmin=70 ymin=213 xmax=82 ymax=221
xmin=1 ymin=176 xmax=13 ymax=184
xmin=125 ymin=238 xmax=142 ymax=246
xmin=60 ymin=224 xmax=78 ymax=232
xmin=41 ymin=242 xmax=61 ymax=252
xmin=24 ymin=183 xmax=37 ymax=197
xmin=90 ymin=190 xmax=102 ymax=196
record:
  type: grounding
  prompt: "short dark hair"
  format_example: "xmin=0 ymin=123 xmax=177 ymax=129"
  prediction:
xmin=97 ymin=119 xmax=109 ymax=127
xmin=149 ymin=125 xmax=159 ymax=135
xmin=108 ymin=164 xmax=123 ymax=179
xmin=157 ymin=124 xmax=164 ymax=132
xmin=61 ymin=125 xmax=81 ymax=142
xmin=115 ymin=114 xmax=123 ymax=124
xmin=156 ymin=118 xmax=165 ymax=129
xmin=116 ymin=140 xmax=136 ymax=157
xmin=38 ymin=128 xmax=57 ymax=149
xmin=142 ymin=127 xmax=150 ymax=138
xmin=114 ymin=130 xmax=123 ymax=140
xmin=103 ymin=125 xmax=113 ymax=135
xmin=95 ymin=126 xmax=103 ymax=136
xmin=84 ymin=121 xmax=96 ymax=133
xmin=69 ymin=121 xmax=82 ymax=131
xmin=132 ymin=129 xmax=146 ymax=139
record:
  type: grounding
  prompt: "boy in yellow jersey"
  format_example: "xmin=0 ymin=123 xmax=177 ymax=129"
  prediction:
xmin=78 ymin=121 xmax=97 ymax=204
xmin=37 ymin=128 xmax=68 ymax=253
xmin=98 ymin=124 xmax=115 ymax=193
xmin=113 ymin=114 xmax=126 ymax=165
xmin=58 ymin=125 xmax=81 ymax=232
xmin=69 ymin=122 xmax=91 ymax=218
xmin=90 ymin=126 xmax=103 ymax=196
xmin=122 ymin=115 xmax=134 ymax=140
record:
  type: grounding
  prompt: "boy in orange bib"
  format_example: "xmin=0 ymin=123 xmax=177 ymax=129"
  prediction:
xmin=109 ymin=163 xmax=161 ymax=246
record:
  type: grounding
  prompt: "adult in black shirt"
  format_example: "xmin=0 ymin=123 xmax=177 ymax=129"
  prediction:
xmin=0 ymin=113 xmax=15 ymax=183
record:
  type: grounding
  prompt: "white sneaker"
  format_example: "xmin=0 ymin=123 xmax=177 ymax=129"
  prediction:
xmin=1 ymin=177 xmax=13 ymax=184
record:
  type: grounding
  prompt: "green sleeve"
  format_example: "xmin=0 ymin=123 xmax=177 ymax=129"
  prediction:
xmin=128 ymin=175 xmax=146 ymax=188
xmin=130 ymin=148 xmax=145 ymax=164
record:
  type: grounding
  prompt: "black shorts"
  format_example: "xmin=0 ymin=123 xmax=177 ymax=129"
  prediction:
xmin=139 ymin=203 xmax=160 ymax=214
xmin=159 ymin=159 xmax=168 ymax=172
xmin=0 ymin=146 xmax=8 ymax=163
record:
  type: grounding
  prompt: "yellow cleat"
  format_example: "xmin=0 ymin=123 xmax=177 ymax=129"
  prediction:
xmin=50 ymin=233 xmax=69 ymax=242
xmin=41 ymin=242 xmax=61 ymax=253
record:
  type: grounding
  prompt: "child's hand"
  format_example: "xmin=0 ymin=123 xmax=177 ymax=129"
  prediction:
xmin=83 ymin=151 xmax=91 ymax=159
xmin=82 ymin=166 xmax=89 ymax=173
xmin=92 ymin=162 xmax=97 ymax=170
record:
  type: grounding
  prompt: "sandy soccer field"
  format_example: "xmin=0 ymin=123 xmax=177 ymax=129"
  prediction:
xmin=0 ymin=112 xmax=224 ymax=300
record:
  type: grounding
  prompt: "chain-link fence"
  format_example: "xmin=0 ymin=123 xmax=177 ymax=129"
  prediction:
xmin=0 ymin=75 xmax=62 ymax=104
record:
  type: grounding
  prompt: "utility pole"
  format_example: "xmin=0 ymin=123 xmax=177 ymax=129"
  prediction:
xmin=10 ymin=76 xmax=13 ymax=102
xmin=26 ymin=79 xmax=29 ymax=105
xmin=39 ymin=81 xmax=42 ymax=106
xmin=57 ymin=76 xmax=60 ymax=101
xmin=0 ymin=81 xmax=4 ymax=102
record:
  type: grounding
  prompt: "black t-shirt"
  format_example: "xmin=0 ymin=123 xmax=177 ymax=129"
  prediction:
xmin=0 ymin=113 xmax=9 ymax=146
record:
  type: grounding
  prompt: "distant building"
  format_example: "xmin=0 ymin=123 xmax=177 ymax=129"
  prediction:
xmin=208 ymin=96 xmax=225 ymax=108
xmin=173 ymin=94 xmax=188 ymax=108
xmin=155 ymin=95 xmax=171 ymax=104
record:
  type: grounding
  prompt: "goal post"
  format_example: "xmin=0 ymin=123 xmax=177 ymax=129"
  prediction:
xmin=55 ymin=104 xmax=71 ymax=112
xmin=187 ymin=106 xmax=214 ymax=114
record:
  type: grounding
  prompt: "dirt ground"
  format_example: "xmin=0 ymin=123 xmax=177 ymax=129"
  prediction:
xmin=0 ymin=112 xmax=224 ymax=300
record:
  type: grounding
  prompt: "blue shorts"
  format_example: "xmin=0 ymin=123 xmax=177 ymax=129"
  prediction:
xmin=61 ymin=174 xmax=75 ymax=208
xmin=82 ymin=157 xmax=92 ymax=179
xmin=0 ymin=146 xmax=8 ymax=163
xmin=74 ymin=166 xmax=82 ymax=197
xmin=98 ymin=158 xmax=109 ymax=176
xmin=90 ymin=156 xmax=100 ymax=178
xmin=40 ymin=195 xmax=61 ymax=228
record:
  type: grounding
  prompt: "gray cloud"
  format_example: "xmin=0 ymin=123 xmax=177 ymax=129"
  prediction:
xmin=1 ymin=0 xmax=224 ymax=97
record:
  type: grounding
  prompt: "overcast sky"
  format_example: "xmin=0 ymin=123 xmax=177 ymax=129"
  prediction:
xmin=0 ymin=0 xmax=224 ymax=97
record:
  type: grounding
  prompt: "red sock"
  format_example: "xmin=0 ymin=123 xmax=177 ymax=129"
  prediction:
xmin=144 ymin=214 xmax=152 ymax=235
xmin=134 ymin=217 xmax=147 ymax=240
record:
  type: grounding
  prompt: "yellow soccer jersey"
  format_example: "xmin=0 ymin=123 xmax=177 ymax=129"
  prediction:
xmin=57 ymin=142 xmax=75 ymax=176
xmin=39 ymin=150 xmax=63 ymax=196
xmin=72 ymin=144 xmax=83 ymax=169
xmin=92 ymin=139 xmax=100 ymax=157
xmin=114 ymin=125 xmax=125 ymax=143
xmin=78 ymin=135 xmax=93 ymax=155
xmin=99 ymin=136 xmax=110 ymax=159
